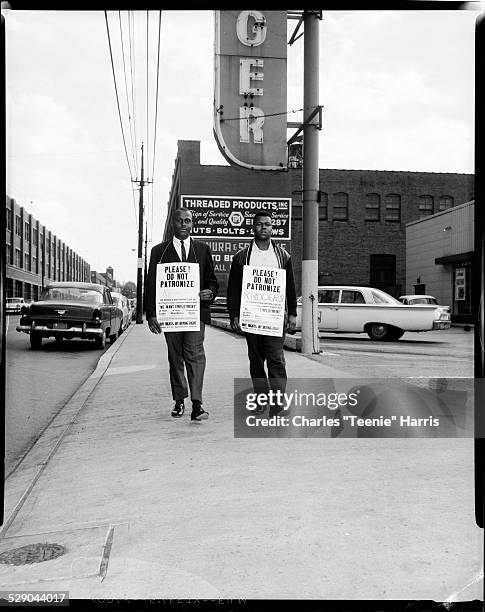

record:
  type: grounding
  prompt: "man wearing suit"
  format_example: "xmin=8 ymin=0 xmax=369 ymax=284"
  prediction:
xmin=146 ymin=208 xmax=218 ymax=421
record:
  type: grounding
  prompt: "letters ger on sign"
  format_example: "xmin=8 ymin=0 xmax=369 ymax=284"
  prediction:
xmin=214 ymin=10 xmax=288 ymax=171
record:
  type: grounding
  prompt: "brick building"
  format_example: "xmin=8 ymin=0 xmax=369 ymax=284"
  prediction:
xmin=5 ymin=196 xmax=91 ymax=301
xmin=162 ymin=140 xmax=474 ymax=296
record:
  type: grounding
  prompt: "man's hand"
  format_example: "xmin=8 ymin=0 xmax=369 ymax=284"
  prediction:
xmin=147 ymin=316 xmax=161 ymax=334
xmin=286 ymin=314 xmax=297 ymax=335
xmin=199 ymin=289 xmax=213 ymax=302
xmin=230 ymin=317 xmax=242 ymax=333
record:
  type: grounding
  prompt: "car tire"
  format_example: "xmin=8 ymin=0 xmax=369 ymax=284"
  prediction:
xmin=30 ymin=332 xmax=43 ymax=349
xmin=367 ymin=323 xmax=392 ymax=341
xmin=95 ymin=330 xmax=107 ymax=349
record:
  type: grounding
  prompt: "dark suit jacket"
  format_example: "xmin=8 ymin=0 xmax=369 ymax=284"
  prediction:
xmin=146 ymin=238 xmax=219 ymax=325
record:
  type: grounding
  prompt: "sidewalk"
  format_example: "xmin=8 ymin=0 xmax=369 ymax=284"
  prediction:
xmin=1 ymin=323 xmax=482 ymax=600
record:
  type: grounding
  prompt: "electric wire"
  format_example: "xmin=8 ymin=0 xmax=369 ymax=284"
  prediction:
xmin=104 ymin=11 xmax=135 ymax=183
xmin=128 ymin=11 xmax=138 ymax=178
xmin=119 ymin=11 xmax=138 ymax=178
xmin=150 ymin=11 xmax=162 ymax=193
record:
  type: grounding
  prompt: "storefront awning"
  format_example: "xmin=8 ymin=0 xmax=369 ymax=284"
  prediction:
xmin=434 ymin=251 xmax=474 ymax=265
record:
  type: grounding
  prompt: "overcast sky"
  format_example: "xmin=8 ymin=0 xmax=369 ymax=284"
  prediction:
xmin=5 ymin=9 xmax=477 ymax=284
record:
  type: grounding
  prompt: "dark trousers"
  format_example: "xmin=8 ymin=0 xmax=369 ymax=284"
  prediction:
xmin=164 ymin=323 xmax=206 ymax=403
xmin=244 ymin=332 xmax=287 ymax=396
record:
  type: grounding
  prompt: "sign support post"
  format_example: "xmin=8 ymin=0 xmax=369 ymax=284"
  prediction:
xmin=301 ymin=10 xmax=321 ymax=354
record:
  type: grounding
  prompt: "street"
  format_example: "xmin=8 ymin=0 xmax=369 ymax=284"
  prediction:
xmin=314 ymin=327 xmax=473 ymax=378
xmin=5 ymin=314 xmax=108 ymax=477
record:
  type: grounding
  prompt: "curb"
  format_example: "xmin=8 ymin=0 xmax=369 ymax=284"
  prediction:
xmin=210 ymin=317 xmax=302 ymax=351
xmin=1 ymin=324 xmax=135 ymax=538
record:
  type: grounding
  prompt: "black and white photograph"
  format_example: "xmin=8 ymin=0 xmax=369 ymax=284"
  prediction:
xmin=2 ymin=6 xmax=483 ymax=603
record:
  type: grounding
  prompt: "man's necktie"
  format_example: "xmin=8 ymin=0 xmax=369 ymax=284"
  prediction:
xmin=180 ymin=240 xmax=187 ymax=262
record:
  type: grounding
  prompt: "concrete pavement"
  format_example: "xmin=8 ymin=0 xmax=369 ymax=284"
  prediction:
xmin=1 ymin=322 xmax=482 ymax=600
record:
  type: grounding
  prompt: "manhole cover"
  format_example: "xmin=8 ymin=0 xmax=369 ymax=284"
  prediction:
xmin=0 ymin=543 xmax=65 ymax=565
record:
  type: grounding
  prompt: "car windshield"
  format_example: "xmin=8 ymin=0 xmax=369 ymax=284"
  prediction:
xmin=40 ymin=288 xmax=103 ymax=304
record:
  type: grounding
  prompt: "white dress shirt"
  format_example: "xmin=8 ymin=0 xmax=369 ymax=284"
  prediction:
xmin=172 ymin=236 xmax=192 ymax=262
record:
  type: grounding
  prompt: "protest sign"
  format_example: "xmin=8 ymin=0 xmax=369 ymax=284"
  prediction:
xmin=240 ymin=265 xmax=286 ymax=336
xmin=156 ymin=262 xmax=200 ymax=331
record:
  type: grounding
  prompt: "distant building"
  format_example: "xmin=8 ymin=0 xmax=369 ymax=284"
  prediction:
xmin=162 ymin=140 xmax=474 ymax=297
xmin=406 ymin=200 xmax=473 ymax=324
xmin=5 ymin=196 xmax=90 ymax=301
xmin=90 ymin=266 xmax=117 ymax=290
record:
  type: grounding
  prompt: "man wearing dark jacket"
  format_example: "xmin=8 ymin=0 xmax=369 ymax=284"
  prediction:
xmin=146 ymin=208 xmax=218 ymax=421
xmin=227 ymin=212 xmax=297 ymax=410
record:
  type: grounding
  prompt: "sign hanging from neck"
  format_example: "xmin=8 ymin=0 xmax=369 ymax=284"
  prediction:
xmin=214 ymin=11 xmax=288 ymax=171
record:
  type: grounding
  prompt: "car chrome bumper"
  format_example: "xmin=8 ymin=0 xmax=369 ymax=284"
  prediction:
xmin=16 ymin=324 xmax=103 ymax=336
xmin=433 ymin=321 xmax=451 ymax=330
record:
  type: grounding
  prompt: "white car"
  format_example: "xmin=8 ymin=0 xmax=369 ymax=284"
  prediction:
xmin=6 ymin=297 xmax=27 ymax=314
xmin=295 ymin=286 xmax=451 ymax=341
xmin=110 ymin=291 xmax=131 ymax=332
xmin=398 ymin=294 xmax=451 ymax=312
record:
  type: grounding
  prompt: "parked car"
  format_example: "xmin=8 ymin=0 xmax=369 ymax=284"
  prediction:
xmin=210 ymin=296 xmax=227 ymax=315
xmin=295 ymin=286 xmax=451 ymax=341
xmin=6 ymin=297 xmax=27 ymax=314
xmin=111 ymin=291 xmax=131 ymax=331
xmin=16 ymin=282 xmax=123 ymax=349
xmin=398 ymin=294 xmax=451 ymax=312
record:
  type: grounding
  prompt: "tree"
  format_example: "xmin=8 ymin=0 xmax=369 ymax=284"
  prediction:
xmin=121 ymin=281 xmax=136 ymax=299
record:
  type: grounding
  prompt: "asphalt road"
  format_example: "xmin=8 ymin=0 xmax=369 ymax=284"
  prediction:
xmin=313 ymin=327 xmax=473 ymax=378
xmin=5 ymin=314 xmax=108 ymax=477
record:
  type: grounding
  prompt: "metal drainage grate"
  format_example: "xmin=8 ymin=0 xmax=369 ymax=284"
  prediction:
xmin=0 ymin=543 xmax=65 ymax=566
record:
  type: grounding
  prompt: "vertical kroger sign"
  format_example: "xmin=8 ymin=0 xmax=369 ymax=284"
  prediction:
xmin=214 ymin=11 xmax=288 ymax=171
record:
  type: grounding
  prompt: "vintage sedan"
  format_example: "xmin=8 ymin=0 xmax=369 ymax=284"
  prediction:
xmin=6 ymin=297 xmax=28 ymax=314
xmin=295 ymin=286 xmax=451 ymax=341
xmin=16 ymin=282 xmax=123 ymax=349
xmin=398 ymin=294 xmax=451 ymax=312
xmin=111 ymin=291 xmax=131 ymax=331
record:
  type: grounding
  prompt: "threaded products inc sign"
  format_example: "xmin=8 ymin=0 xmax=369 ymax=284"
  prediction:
xmin=214 ymin=11 xmax=288 ymax=171
xmin=180 ymin=195 xmax=291 ymax=239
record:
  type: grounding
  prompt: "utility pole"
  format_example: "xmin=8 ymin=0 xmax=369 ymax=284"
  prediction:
xmin=143 ymin=219 xmax=148 ymax=313
xmin=301 ymin=10 xmax=321 ymax=354
xmin=133 ymin=143 xmax=152 ymax=324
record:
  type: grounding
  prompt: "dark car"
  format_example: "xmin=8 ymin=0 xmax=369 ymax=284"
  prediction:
xmin=16 ymin=282 xmax=123 ymax=350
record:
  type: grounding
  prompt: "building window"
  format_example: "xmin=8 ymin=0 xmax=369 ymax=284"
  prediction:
xmin=32 ymin=256 xmax=37 ymax=273
xmin=15 ymin=215 xmax=22 ymax=237
xmin=319 ymin=192 xmax=328 ymax=220
xmin=370 ymin=254 xmax=396 ymax=287
xmin=24 ymin=254 xmax=30 ymax=271
xmin=6 ymin=209 xmax=12 ymax=231
xmin=438 ymin=196 xmax=454 ymax=211
xmin=332 ymin=192 xmax=348 ymax=221
xmin=418 ymin=195 xmax=434 ymax=218
xmin=365 ymin=193 xmax=381 ymax=222
xmin=15 ymin=249 xmax=21 ymax=268
xmin=24 ymin=221 xmax=30 ymax=241
xmin=385 ymin=194 xmax=401 ymax=223
xmin=33 ymin=228 xmax=38 ymax=246
xmin=6 ymin=244 xmax=11 ymax=263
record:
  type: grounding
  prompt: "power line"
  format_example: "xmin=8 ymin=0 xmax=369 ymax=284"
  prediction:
xmin=119 ymin=11 xmax=138 ymax=176
xmin=151 ymin=11 xmax=162 ymax=187
xmin=128 ymin=11 xmax=138 ymax=176
xmin=146 ymin=10 xmax=150 ymax=185
xmin=104 ymin=11 xmax=134 ymax=181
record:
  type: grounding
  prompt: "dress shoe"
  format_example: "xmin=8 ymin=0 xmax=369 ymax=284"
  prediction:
xmin=171 ymin=400 xmax=185 ymax=418
xmin=191 ymin=402 xmax=209 ymax=421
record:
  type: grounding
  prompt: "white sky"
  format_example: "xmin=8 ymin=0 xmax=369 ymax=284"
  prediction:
xmin=5 ymin=9 xmax=477 ymax=284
